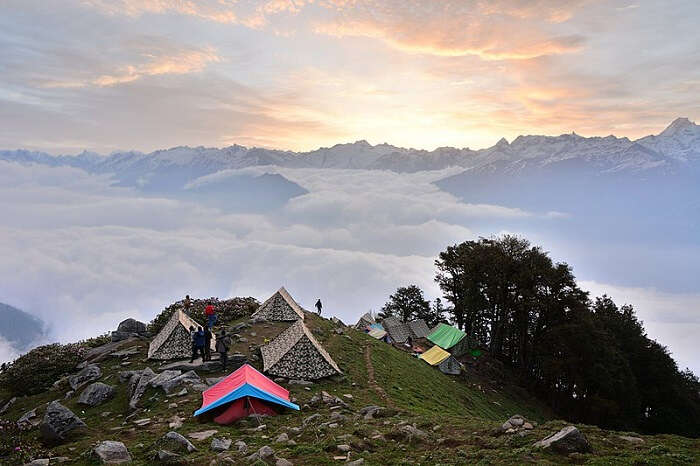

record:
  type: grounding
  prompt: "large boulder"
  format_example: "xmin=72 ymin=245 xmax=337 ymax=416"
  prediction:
xmin=40 ymin=401 xmax=87 ymax=444
xmin=129 ymin=367 xmax=156 ymax=409
xmin=533 ymin=426 xmax=592 ymax=454
xmin=160 ymin=431 xmax=197 ymax=453
xmin=68 ymin=364 xmax=102 ymax=390
xmin=160 ymin=371 xmax=206 ymax=395
xmin=93 ymin=440 xmax=132 ymax=464
xmin=117 ymin=318 xmax=147 ymax=334
xmin=79 ymin=382 xmax=116 ymax=407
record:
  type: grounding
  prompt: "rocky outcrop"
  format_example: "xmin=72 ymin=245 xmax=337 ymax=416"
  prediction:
xmin=40 ymin=401 xmax=87 ymax=444
xmin=112 ymin=318 xmax=149 ymax=342
xmin=160 ymin=371 xmax=206 ymax=395
xmin=93 ymin=440 xmax=132 ymax=464
xmin=533 ymin=426 xmax=592 ymax=454
xmin=68 ymin=364 xmax=102 ymax=390
xmin=129 ymin=367 xmax=156 ymax=409
xmin=79 ymin=382 xmax=116 ymax=407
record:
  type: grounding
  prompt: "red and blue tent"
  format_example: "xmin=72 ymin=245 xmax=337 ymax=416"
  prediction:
xmin=193 ymin=364 xmax=300 ymax=424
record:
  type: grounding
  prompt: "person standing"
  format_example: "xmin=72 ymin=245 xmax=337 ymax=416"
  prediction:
xmin=315 ymin=298 xmax=322 ymax=315
xmin=193 ymin=327 xmax=206 ymax=362
xmin=216 ymin=329 xmax=232 ymax=370
xmin=205 ymin=304 xmax=217 ymax=329
xmin=183 ymin=295 xmax=192 ymax=315
xmin=203 ymin=326 xmax=213 ymax=362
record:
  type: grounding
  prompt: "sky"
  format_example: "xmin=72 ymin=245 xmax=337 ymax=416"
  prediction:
xmin=1 ymin=0 xmax=699 ymax=154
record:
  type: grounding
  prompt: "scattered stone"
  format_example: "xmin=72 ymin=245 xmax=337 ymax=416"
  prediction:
xmin=234 ymin=440 xmax=248 ymax=454
xmin=303 ymin=413 xmax=322 ymax=425
xmin=168 ymin=415 xmax=184 ymax=429
xmin=211 ymin=437 xmax=232 ymax=452
xmin=347 ymin=459 xmax=364 ymax=465
xmin=161 ymin=431 xmax=197 ymax=453
xmin=523 ymin=422 xmax=534 ymax=430
xmin=0 ymin=396 xmax=17 ymax=414
xmin=149 ymin=370 xmax=182 ymax=389
xmin=154 ymin=450 xmax=182 ymax=463
xmin=133 ymin=418 xmax=151 ymax=427
xmin=337 ymin=444 xmax=351 ymax=453
xmin=533 ymin=426 xmax=592 ymax=455
xmin=393 ymin=424 xmax=428 ymax=443
xmin=288 ymin=379 xmax=313 ymax=386
xmin=17 ymin=408 xmax=39 ymax=427
xmin=342 ymin=394 xmax=353 ymax=400
xmin=68 ymin=364 xmax=102 ymax=390
xmin=40 ymin=401 xmax=87 ymax=444
xmin=508 ymin=415 xmax=525 ymax=427
xmin=188 ymin=430 xmax=218 ymax=441
xmin=168 ymin=403 xmax=178 ymax=409
xmin=24 ymin=459 xmax=50 ymax=466
xmin=275 ymin=433 xmax=289 ymax=443
xmin=93 ymin=440 xmax=132 ymax=464
xmin=205 ymin=377 xmax=224 ymax=386
xmin=276 ymin=458 xmax=293 ymax=466
xmin=64 ymin=391 xmax=74 ymax=400
xmin=110 ymin=347 xmax=140 ymax=358
xmin=246 ymin=445 xmax=274 ymax=463
xmin=161 ymin=371 xmax=206 ymax=395
xmin=618 ymin=435 xmax=644 ymax=444
xmin=79 ymin=382 xmax=116 ymax=407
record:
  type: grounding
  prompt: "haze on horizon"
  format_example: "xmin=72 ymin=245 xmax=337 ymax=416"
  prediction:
xmin=1 ymin=0 xmax=699 ymax=154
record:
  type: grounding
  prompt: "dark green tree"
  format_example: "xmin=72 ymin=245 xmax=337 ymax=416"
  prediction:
xmin=379 ymin=285 xmax=431 ymax=322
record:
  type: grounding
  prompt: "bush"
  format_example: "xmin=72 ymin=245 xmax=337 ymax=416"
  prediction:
xmin=78 ymin=333 xmax=111 ymax=348
xmin=0 ymin=420 xmax=49 ymax=464
xmin=0 ymin=343 xmax=85 ymax=396
xmin=148 ymin=296 xmax=259 ymax=334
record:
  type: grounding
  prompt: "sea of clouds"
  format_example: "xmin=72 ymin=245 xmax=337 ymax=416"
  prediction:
xmin=1 ymin=160 xmax=698 ymax=374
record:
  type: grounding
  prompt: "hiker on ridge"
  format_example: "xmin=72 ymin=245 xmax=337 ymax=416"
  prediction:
xmin=315 ymin=298 xmax=322 ymax=315
xmin=205 ymin=304 xmax=217 ymax=329
xmin=203 ymin=326 xmax=213 ymax=362
xmin=183 ymin=295 xmax=191 ymax=315
xmin=216 ymin=329 xmax=232 ymax=370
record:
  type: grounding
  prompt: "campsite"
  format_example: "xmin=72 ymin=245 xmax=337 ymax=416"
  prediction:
xmin=1 ymin=287 xmax=698 ymax=465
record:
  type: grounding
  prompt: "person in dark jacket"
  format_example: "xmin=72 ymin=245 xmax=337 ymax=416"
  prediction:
xmin=192 ymin=327 xmax=205 ymax=362
xmin=215 ymin=329 xmax=232 ymax=370
xmin=189 ymin=325 xmax=198 ymax=362
xmin=203 ymin=327 xmax=213 ymax=362
xmin=315 ymin=299 xmax=322 ymax=315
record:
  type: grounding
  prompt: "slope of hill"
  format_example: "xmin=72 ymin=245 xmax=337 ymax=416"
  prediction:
xmin=1 ymin=312 xmax=697 ymax=465
xmin=0 ymin=302 xmax=45 ymax=354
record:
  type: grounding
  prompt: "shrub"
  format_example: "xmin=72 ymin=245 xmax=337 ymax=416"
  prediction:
xmin=149 ymin=296 xmax=259 ymax=334
xmin=0 ymin=420 xmax=49 ymax=464
xmin=78 ymin=333 xmax=111 ymax=348
xmin=0 ymin=343 xmax=85 ymax=396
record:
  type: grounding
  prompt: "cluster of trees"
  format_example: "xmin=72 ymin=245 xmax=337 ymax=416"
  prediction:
xmin=382 ymin=235 xmax=700 ymax=437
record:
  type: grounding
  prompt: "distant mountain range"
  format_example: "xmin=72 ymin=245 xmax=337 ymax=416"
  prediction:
xmin=2 ymin=118 xmax=698 ymax=176
xmin=0 ymin=302 xmax=46 ymax=352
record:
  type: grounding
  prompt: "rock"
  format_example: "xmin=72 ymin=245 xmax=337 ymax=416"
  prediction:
xmin=342 ymin=394 xmax=353 ymax=400
xmin=523 ymin=422 xmax=534 ymax=430
xmin=501 ymin=421 xmax=513 ymax=431
xmin=161 ymin=431 xmax=197 ymax=453
xmin=24 ymin=459 xmax=50 ymax=466
xmin=288 ymin=380 xmax=313 ymax=386
xmin=154 ymin=450 xmax=182 ymax=463
xmin=129 ymin=367 xmax=156 ymax=409
xmin=79 ymin=382 xmax=116 ymax=407
xmin=17 ymin=408 xmax=39 ymax=427
xmin=68 ymin=364 xmax=102 ymax=390
xmin=246 ymin=445 xmax=274 ymax=462
xmin=149 ymin=370 xmax=182 ymax=389
xmin=211 ymin=437 xmax=232 ymax=452
xmin=359 ymin=405 xmax=385 ymax=420
xmin=618 ymin=435 xmax=644 ymax=444
xmin=133 ymin=418 xmax=151 ymax=427
xmin=187 ymin=430 xmax=218 ymax=441
xmin=337 ymin=444 xmax=351 ymax=452
xmin=64 ymin=390 xmax=74 ymax=400
xmin=275 ymin=433 xmax=289 ymax=443
xmin=347 ymin=460 xmax=364 ymax=466
xmin=276 ymin=458 xmax=293 ymax=466
xmin=205 ymin=377 xmax=224 ymax=386
xmin=168 ymin=415 xmax=184 ymax=429
xmin=234 ymin=440 xmax=248 ymax=454
xmin=93 ymin=440 xmax=132 ymax=464
xmin=533 ymin=426 xmax=592 ymax=455
xmin=117 ymin=318 xmax=147 ymax=334
xmin=161 ymin=371 xmax=205 ymax=395
xmin=40 ymin=401 xmax=87 ymax=444
xmin=168 ymin=403 xmax=178 ymax=409
xmin=394 ymin=425 xmax=428 ymax=443
xmin=110 ymin=347 xmax=140 ymax=358
xmin=508 ymin=415 xmax=525 ymax=427
xmin=0 ymin=396 xmax=17 ymax=414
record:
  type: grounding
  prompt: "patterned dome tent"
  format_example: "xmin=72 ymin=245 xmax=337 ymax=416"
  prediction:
xmin=251 ymin=287 xmax=305 ymax=322
xmin=194 ymin=364 xmax=299 ymax=424
xmin=148 ymin=310 xmax=215 ymax=360
xmin=260 ymin=321 xmax=342 ymax=380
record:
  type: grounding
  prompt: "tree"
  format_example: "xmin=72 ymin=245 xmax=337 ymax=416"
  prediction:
xmin=379 ymin=285 xmax=431 ymax=322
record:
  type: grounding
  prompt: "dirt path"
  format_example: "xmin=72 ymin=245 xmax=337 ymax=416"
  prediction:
xmin=364 ymin=344 xmax=395 ymax=408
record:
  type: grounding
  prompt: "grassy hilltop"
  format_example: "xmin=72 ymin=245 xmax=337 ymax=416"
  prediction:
xmin=1 ymin=311 xmax=698 ymax=465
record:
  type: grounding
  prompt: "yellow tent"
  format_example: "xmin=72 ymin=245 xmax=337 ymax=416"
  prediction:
xmin=419 ymin=345 xmax=451 ymax=366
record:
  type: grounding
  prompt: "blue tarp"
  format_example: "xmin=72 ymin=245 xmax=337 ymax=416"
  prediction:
xmin=194 ymin=383 xmax=300 ymax=417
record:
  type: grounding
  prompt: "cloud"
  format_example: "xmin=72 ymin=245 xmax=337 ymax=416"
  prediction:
xmin=0 ymin=336 xmax=20 ymax=365
xmin=314 ymin=0 xmax=588 ymax=59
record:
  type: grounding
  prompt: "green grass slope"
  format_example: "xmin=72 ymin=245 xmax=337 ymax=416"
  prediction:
xmin=1 ymin=312 xmax=698 ymax=465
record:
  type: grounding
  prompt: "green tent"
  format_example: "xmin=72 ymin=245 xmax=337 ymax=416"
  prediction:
xmin=427 ymin=323 xmax=466 ymax=350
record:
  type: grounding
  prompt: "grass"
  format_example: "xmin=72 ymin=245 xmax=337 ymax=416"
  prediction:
xmin=1 ymin=312 xmax=698 ymax=465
